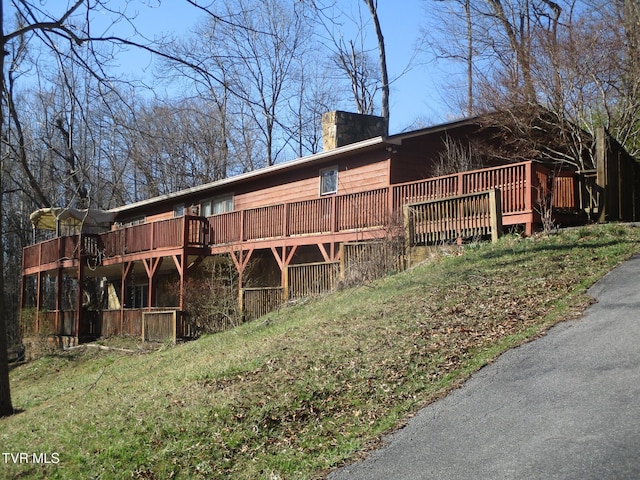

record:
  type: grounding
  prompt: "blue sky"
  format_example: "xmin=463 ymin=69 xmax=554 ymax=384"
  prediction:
xmin=112 ymin=0 xmax=462 ymax=134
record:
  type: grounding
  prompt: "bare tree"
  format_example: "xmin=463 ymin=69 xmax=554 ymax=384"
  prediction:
xmin=0 ymin=0 xmax=242 ymax=418
xmin=424 ymin=0 xmax=640 ymax=162
xmin=126 ymin=98 xmax=229 ymax=197
xmin=287 ymin=57 xmax=343 ymax=156
xmin=589 ymin=0 xmax=640 ymax=156
xmin=331 ymin=37 xmax=380 ymax=116
xmin=313 ymin=0 xmax=391 ymax=131
xmin=424 ymin=0 xmax=476 ymax=115
xmin=363 ymin=0 xmax=389 ymax=133
xmin=181 ymin=0 xmax=313 ymax=167
xmin=432 ymin=134 xmax=484 ymax=176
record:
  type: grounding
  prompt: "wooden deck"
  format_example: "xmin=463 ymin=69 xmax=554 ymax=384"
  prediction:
xmin=20 ymin=160 xmax=587 ymax=344
xmin=21 ymin=160 xmax=579 ymax=276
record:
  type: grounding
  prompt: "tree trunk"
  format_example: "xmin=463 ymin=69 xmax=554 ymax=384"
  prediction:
xmin=0 ymin=0 xmax=15 ymax=417
xmin=465 ymin=0 xmax=473 ymax=116
xmin=364 ymin=0 xmax=389 ymax=135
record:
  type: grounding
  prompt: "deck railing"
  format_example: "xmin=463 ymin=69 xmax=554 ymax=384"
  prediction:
xmin=23 ymin=161 xmax=579 ymax=271
xmin=337 ymin=188 xmax=388 ymax=231
xmin=244 ymin=204 xmax=284 ymax=240
xmin=22 ymin=234 xmax=101 ymax=270
xmin=288 ymin=197 xmax=334 ymax=235
xmin=393 ymin=162 xmax=532 ymax=215
xmin=208 ymin=187 xmax=392 ymax=244
xmin=405 ymin=189 xmax=502 ymax=244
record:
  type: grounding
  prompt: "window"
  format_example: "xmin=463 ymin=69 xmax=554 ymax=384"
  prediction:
xmin=173 ymin=204 xmax=185 ymax=217
xmin=202 ymin=200 xmax=212 ymax=217
xmin=320 ymin=166 xmax=338 ymax=195
xmin=119 ymin=217 xmax=145 ymax=228
xmin=202 ymin=194 xmax=234 ymax=216
xmin=127 ymin=217 xmax=145 ymax=226
xmin=126 ymin=284 xmax=148 ymax=308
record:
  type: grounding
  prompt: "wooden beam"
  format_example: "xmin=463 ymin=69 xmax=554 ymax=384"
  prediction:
xmin=142 ymin=257 xmax=163 ymax=309
xmin=187 ymin=255 xmax=205 ymax=273
xmin=142 ymin=257 xmax=163 ymax=278
xmin=75 ymin=257 xmax=84 ymax=341
xmin=230 ymin=248 xmax=255 ymax=273
xmin=270 ymin=245 xmax=298 ymax=270
xmin=171 ymin=254 xmax=183 ymax=273
xmin=120 ymin=261 xmax=134 ymax=335
xmin=318 ymin=242 xmax=339 ymax=263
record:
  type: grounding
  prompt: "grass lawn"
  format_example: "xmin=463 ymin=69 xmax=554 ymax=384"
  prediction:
xmin=2 ymin=223 xmax=640 ymax=479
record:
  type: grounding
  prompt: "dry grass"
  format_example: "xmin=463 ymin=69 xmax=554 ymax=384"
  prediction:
xmin=2 ymin=224 xmax=640 ymax=479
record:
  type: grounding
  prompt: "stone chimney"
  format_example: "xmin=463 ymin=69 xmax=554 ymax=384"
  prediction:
xmin=321 ymin=111 xmax=387 ymax=151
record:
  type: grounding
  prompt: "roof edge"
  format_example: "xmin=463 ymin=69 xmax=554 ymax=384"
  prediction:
xmin=109 ymin=136 xmax=388 ymax=214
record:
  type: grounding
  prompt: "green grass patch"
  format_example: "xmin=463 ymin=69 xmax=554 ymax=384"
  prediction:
xmin=2 ymin=223 xmax=640 ymax=479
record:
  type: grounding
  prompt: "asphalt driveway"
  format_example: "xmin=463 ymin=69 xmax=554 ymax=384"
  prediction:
xmin=328 ymin=254 xmax=640 ymax=480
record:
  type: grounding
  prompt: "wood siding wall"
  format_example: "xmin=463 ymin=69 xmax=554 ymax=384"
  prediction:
xmin=233 ymin=155 xmax=390 ymax=210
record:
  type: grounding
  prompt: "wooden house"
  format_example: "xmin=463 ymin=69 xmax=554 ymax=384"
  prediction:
xmin=20 ymin=110 xmax=637 ymax=347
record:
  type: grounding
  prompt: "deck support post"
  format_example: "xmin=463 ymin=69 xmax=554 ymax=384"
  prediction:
xmin=525 ymin=162 xmax=534 ymax=235
xmin=120 ymin=262 xmax=133 ymax=336
xmin=171 ymin=254 xmax=184 ymax=310
xmin=35 ymin=271 xmax=42 ymax=334
xmin=75 ymin=253 xmax=83 ymax=341
xmin=270 ymin=246 xmax=297 ymax=301
xmin=230 ymin=248 xmax=255 ymax=315
xmin=143 ymin=257 xmax=163 ymax=310
xmin=55 ymin=267 xmax=63 ymax=336
xmin=489 ymin=189 xmax=503 ymax=242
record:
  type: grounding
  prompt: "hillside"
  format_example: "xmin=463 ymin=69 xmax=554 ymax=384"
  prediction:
xmin=2 ymin=224 xmax=640 ymax=479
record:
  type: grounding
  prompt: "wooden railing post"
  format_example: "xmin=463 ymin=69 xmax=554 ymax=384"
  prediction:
xmin=283 ymin=265 xmax=290 ymax=301
xmin=331 ymin=196 xmax=338 ymax=232
xmin=525 ymin=162 xmax=533 ymax=213
xmin=525 ymin=162 xmax=534 ymax=235
xmin=282 ymin=204 xmax=289 ymax=238
xmin=182 ymin=216 xmax=188 ymax=249
xmin=403 ymin=204 xmax=412 ymax=250
xmin=489 ymin=188 xmax=503 ymax=242
xmin=240 ymin=210 xmax=246 ymax=242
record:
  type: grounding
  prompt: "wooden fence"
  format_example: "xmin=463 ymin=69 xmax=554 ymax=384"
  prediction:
xmin=287 ymin=262 xmax=340 ymax=299
xmin=404 ymin=189 xmax=502 ymax=245
xmin=242 ymin=287 xmax=284 ymax=321
xmin=46 ymin=308 xmax=196 ymax=341
xmin=341 ymin=241 xmax=404 ymax=284
xmin=596 ymin=127 xmax=640 ymax=222
xmin=142 ymin=310 xmax=179 ymax=343
xmin=248 ymin=244 xmax=404 ymax=316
